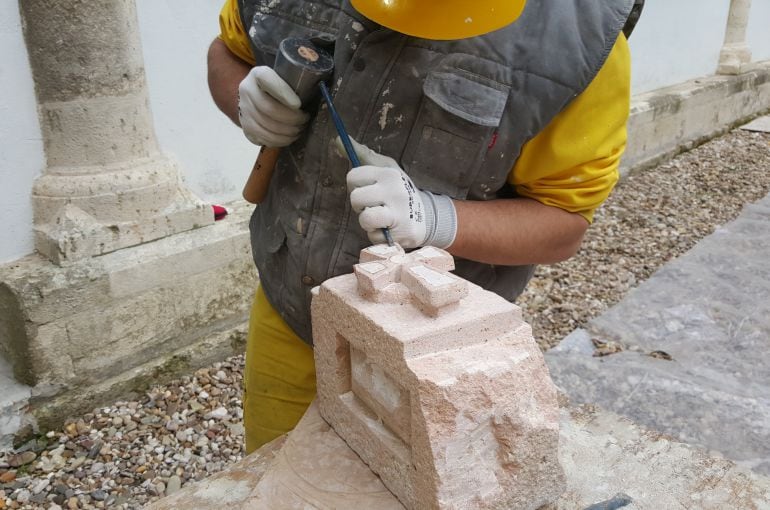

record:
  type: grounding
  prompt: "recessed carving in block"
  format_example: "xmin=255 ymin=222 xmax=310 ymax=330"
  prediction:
xmin=350 ymin=345 xmax=412 ymax=445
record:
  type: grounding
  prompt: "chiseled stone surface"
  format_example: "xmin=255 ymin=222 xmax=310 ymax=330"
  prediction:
xmin=245 ymin=401 xmax=404 ymax=509
xmin=312 ymin=245 xmax=564 ymax=510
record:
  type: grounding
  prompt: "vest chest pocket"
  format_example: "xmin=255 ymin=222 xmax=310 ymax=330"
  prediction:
xmin=244 ymin=2 xmax=341 ymax=60
xmin=402 ymin=65 xmax=510 ymax=199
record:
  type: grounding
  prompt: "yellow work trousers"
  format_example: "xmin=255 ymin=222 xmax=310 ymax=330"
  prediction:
xmin=243 ymin=286 xmax=316 ymax=454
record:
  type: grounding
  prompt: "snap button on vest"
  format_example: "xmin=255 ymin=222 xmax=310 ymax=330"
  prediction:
xmin=302 ymin=275 xmax=315 ymax=286
xmin=353 ymin=58 xmax=366 ymax=72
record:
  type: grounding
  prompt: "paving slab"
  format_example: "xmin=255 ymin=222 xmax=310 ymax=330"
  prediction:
xmin=547 ymin=192 xmax=770 ymax=474
xmin=741 ymin=115 xmax=770 ymax=133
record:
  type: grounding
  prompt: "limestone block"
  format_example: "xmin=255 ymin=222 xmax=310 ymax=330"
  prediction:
xmin=0 ymin=203 xmax=255 ymax=426
xmin=312 ymin=245 xmax=565 ymax=510
xmin=622 ymin=62 xmax=770 ymax=175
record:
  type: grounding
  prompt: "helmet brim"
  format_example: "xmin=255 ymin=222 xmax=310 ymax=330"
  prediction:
xmin=351 ymin=0 xmax=526 ymax=40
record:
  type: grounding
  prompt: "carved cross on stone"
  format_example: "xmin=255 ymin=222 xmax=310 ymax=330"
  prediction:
xmin=354 ymin=244 xmax=468 ymax=317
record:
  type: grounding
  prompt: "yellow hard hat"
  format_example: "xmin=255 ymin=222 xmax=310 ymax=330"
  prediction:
xmin=350 ymin=0 xmax=527 ymax=40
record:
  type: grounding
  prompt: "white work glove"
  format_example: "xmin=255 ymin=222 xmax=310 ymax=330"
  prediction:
xmin=238 ymin=66 xmax=309 ymax=147
xmin=342 ymin=138 xmax=458 ymax=249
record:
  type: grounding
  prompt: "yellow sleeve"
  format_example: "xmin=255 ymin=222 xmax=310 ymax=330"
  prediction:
xmin=218 ymin=0 xmax=257 ymax=65
xmin=509 ymin=34 xmax=631 ymax=223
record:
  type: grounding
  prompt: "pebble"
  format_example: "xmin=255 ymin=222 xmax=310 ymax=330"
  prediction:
xmin=166 ymin=475 xmax=182 ymax=495
xmin=31 ymin=478 xmax=49 ymax=494
xmin=15 ymin=489 xmax=30 ymax=504
xmin=88 ymin=442 xmax=102 ymax=460
xmin=6 ymin=452 xmax=35 ymax=468
xmin=0 ymin=473 xmax=15 ymax=484
xmin=91 ymin=489 xmax=107 ymax=501
xmin=30 ymin=491 xmax=47 ymax=504
xmin=205 ymin=407 xmax=229 ymax=420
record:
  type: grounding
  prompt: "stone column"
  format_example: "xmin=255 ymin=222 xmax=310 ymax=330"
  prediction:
xmin=717 ymin=0 xmax=752 ymax=75
xmin=19 ymin=0 xmax=213 ymax=265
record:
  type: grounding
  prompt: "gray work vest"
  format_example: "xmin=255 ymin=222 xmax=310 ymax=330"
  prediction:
xmin=239 ymin=0 xmax=634 ymax=344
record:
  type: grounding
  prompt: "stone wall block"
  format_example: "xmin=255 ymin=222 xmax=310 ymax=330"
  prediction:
xmin=313 ymin=245 xmax=565 ymax=509
xmin=622 ymin=65 xmax=770 ymax=175
xmin=0 ymin=208 xmax=255 ymax=417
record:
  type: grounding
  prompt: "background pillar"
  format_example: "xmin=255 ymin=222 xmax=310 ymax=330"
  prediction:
xmin=717 ymin=0 xmax=752 ymax=75
xmin=19 ymin=0 xmax=213 ymax=265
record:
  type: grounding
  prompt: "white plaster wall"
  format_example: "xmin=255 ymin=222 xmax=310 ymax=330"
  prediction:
xmin=136 ymin=1 xmax=255 ymax=205
xmin=747 ymin=0 xmax=770 ymax=63
xmin=0 ymin=3 xmax=44 ymax=264
xmin=629 ymin=1 xmax=732 ymax=94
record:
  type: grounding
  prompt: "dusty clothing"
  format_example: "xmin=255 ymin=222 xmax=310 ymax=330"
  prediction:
xmin=231 ymin=0 xmax=634 ymax=344
xmin=243 ymin=286 xmax=316 ymax=453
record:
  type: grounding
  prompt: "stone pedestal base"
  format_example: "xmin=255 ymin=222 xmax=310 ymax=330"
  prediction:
xmin=32 ymin=157 xmax=214 ymax=265
xmin=717 ymin=43 xmax=752 ymax=75
xmin=0 ymin=203 xmax=255 ymax=430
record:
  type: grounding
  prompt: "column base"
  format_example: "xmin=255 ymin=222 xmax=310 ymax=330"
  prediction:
xmin=717 ymin=43 xmax=752 ymax=75
xmin=32 ymin=156 xmax=215 ymax=265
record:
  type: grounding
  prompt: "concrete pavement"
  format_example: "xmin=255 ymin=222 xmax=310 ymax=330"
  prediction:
xmin=547 ymin=189 xmax=770 ymax=475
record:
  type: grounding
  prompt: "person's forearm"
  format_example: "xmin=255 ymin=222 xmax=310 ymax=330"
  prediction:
xmin=448 ymin=198 xmax=589 ymax=266
xmin=207 ymin=38 xmax=251 ymax=125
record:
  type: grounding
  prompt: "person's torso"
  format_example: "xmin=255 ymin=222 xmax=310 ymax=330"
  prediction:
xmin=240 ymin=0 xmax=633 ymax=343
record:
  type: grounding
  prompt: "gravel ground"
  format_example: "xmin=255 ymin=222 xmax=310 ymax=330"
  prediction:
xmin=1 ymin=128 xmax=769 ymax=509
xmin=0 ymin=360 xmax=246 ymax=509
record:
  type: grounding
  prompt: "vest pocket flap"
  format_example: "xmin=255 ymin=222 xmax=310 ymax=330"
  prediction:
xmin=248 ymin=5 xmax=340 ymax=56
xmin=423 ymin=71 xmax=509 ymax=127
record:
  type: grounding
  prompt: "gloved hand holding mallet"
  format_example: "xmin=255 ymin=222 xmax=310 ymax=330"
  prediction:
xmin=240 ymin=38 xmax=333 ymax=204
